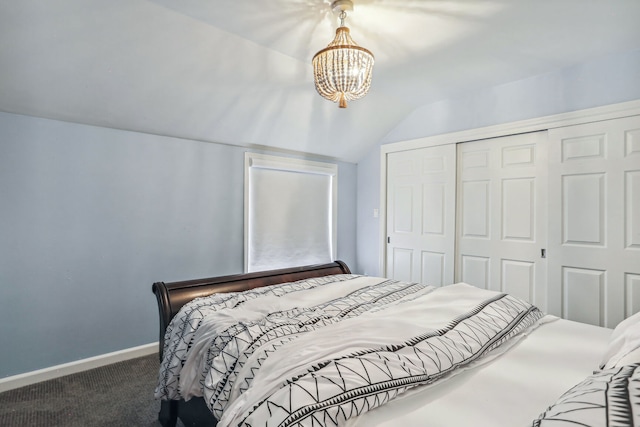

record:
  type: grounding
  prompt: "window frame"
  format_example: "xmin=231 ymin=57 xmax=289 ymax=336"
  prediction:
xmin=244 ymin=152 xmax=338 ymax=272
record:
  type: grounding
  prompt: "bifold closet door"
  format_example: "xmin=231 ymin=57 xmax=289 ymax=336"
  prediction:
xmin=456 ymin=132 xmax=548 ymax=310
xmin=547 ymin=115 xmax=640 ymax=327
xmin=386 ymin=144 xmax=456 ymax=286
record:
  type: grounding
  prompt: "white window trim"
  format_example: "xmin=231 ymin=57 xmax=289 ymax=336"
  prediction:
xmin=244 ymin=152 xmax=338 ymax=272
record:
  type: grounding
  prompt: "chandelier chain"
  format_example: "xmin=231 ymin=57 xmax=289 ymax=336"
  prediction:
xmin=339 ymin=10 xmax=346 ymax=27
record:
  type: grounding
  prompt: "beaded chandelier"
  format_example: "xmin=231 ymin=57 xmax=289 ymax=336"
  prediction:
xmin=312 ymin=0 xmax=374 ymax=108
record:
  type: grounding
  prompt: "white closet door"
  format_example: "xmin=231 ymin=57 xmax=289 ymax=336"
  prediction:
xmin=547 ymin=115 xmax=640 ymax=327
xmin=386 ymin=144 xmax=456 ymax=286
xmin=456 ymin=132 xmax=548 ymax=310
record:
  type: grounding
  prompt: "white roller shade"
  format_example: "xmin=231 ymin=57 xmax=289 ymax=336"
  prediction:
xmin=245 ymin=153 xmax=337 ymax=272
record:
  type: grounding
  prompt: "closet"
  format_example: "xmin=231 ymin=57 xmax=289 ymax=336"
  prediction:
xmin=383 ymin=111 xmax=640 ymax=328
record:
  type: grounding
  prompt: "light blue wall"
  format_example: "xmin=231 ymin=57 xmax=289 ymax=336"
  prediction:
xmin=355 ymin=147 xmax=380 ymax=277
xmin=0 ymin=112 xmax=357 ymax=378
xmin=356 ymin=48 xmax=640 ymax=277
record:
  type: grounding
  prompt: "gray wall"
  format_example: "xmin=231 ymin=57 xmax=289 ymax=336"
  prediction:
xmin=0 ymin=113 xmax=357 ymax=378
xmin=356 ymin=48 xmax=640 ymax=277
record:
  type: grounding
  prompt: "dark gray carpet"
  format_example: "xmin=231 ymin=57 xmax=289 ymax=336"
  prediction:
xmin=0 ymin=353 xmax=182 ymax=427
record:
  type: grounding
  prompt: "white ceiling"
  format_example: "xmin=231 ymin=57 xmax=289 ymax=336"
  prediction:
xmin=1 ymin=0 xmax=640 ymax=162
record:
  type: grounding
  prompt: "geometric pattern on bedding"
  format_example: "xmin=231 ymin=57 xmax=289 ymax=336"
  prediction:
xmin=532 ymin=364 xmax=640 ymax=427
xmin=155 ymin=274 xmax=360 ymax=400
xmin=221 ymin=291 xmax=544 ymax=427
xmin=206 ymin=279 xmax=434 ymax=418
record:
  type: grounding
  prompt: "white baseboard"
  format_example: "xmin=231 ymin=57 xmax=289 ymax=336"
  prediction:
xmin=0 ymin=342 xmax=158 ymax=393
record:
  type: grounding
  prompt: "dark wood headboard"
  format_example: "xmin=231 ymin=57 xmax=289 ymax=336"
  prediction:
xmin=151 ymin=260 xmax=351 ymax=359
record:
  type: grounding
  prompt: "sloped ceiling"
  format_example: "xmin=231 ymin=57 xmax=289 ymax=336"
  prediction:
xmin=1 ymin=0 xmax=640 ymax=162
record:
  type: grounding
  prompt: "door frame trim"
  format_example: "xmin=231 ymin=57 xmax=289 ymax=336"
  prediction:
xmin=379 ymin=99 xmax=640 ymax=276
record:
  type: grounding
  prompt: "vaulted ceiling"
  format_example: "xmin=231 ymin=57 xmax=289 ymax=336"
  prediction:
xmin=1 ymin=0 xmax=640 ymax=162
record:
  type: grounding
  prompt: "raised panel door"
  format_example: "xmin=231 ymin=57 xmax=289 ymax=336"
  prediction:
xmin=548 ymin=115 xmax=640 ymax=327
xmin=456 ymin=132 xmax=548 ymax=310
xmin=386 ymin=145 xmax=456 ymax=285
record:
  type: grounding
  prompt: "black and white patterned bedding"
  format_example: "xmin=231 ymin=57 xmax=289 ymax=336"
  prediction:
xmin=155 ymin=274 xmax=360 ymax=401
xmin=156 ymin=275 xmax=545 ymax=427
xmin=532 ymin=364 xmax=640 ymax=426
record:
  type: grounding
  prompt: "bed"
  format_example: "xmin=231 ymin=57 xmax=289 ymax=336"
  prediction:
xmin=152 ymin=261 xmax=640 ymax=427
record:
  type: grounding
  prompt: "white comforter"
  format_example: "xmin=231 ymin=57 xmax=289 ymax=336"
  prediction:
xmin=156 ymin=275 xmax=547 ymax=427
xmin=156 ymin=274 xmax=364 ymax=401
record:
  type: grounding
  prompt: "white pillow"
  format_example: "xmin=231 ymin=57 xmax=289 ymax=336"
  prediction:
xmin=600 ymin=311 xmax=640 ymax=369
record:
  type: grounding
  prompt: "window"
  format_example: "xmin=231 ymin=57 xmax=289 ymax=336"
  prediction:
xmin=244 ymin=153 xmax=337 ymax=272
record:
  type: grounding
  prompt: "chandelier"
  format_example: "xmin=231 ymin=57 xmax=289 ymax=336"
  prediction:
xmin=312 ymin=0 xmax=374 ymax=108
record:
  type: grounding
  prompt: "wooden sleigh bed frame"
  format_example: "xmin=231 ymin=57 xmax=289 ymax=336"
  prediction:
xmin=151 ymin=260 xmax=351 ymax=427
